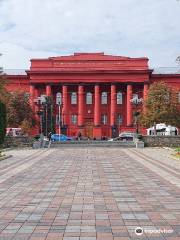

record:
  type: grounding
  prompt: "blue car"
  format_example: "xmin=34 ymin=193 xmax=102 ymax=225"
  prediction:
xmin=51 ymin=134 xmax=73 ymax=142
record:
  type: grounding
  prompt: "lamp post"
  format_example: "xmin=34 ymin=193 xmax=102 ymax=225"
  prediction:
xmin=130 ymin=96 xmax=143 ymax=134
xmin=37 ymin=110 xmax=43 ymax=134
xmin=40 ymin=95 xmax=49 ymax=137
xmin=35 ymin=95 xmax=53 ymax=137
xmin=56 ymin=93 xmax=61 ymax=141
xmin=35 ymin=95 xmax=47 ymax=135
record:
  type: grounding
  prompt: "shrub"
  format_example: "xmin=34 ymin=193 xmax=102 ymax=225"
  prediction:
xmin=0 ymin=101 xmax=6 ymax=145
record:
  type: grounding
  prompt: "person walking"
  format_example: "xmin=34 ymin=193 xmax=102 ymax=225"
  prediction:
xmin=48 ymin=132 xmax=52 ymax=141
xmin=77 ymin=131 xmax=82 ymax=141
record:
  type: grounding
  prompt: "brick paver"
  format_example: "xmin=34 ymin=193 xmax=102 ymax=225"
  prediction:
xmin=0 ymin=148 xmax=180 ymax=239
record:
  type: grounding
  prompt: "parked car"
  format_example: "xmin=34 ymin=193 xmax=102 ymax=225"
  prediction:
xmin=6 ymin=128 xmax=23 ymax=137
xmin=108 ymin=132 xmax=135 ymax=141
xmin=51 ymin=134 xmax=73 ymax=142
xmin=147 ymin=123 xmax=178 ymax=136
xmin=119 ymin=132 xmax=135 ymax=141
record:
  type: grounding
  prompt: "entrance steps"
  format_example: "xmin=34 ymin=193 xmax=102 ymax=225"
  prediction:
xmin=50 ymin=140 xmax=136 ymax=148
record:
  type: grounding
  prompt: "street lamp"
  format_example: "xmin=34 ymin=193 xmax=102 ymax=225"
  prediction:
xmin=130 ymin=96 xmax=143 ymax=134
xmin=35 ymin=95 xmax=53 ymax=137
xmin=35 ymin=95 xmax=47 ymax=135
xmin=56 ymin=93 xmax=62 ymax=141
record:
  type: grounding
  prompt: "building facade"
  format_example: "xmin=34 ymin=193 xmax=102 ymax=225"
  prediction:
xmin=4 ymin=53 xmax=180 ymax=138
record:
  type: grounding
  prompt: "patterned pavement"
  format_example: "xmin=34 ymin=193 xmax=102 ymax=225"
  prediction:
xmin=0 ymin=148 xmax=180 ymax=240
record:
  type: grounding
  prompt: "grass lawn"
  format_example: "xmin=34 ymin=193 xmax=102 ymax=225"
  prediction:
xmin=174 ymin=147 xmax=180 ymax=159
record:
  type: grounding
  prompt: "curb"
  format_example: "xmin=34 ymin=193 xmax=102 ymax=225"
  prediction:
xmin=0 ymin=155 xmax=13 ymax=161
xmin=1 ymin=148 xmax=12 ymax=152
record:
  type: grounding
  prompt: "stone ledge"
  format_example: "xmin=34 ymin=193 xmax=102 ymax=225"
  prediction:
xmin=51 ymin=141 xmax=136 ymax=148
xmin=143 ymin=136 xmax=180 ymax=147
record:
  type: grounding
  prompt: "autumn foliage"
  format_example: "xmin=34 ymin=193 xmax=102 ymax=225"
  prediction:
xmin=140 ymin=82 xmax=180 ymax=128
xmin=6 ymin=91 xmax=36 ymax=132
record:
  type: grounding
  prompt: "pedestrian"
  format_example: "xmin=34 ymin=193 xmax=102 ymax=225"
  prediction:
xmin=77 ymin=131 xmax=82 ymax=141
xmin=48 ymin=132 xmax=52 ymax=141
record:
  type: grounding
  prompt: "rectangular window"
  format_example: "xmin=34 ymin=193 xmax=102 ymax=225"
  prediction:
xmin=117 ymin=114 xmax=123 ymax=125
xmin=117 ymin=92 xmax=123 ymax=104
xmin=71 ymin=92 xmax=77 ymax=104
xmin=56 ymin=92 xmax=62 ymax=104
xmin=86 ymin=92 xmax=92 ymax=104
xmin=101 ymin=114 xmax=108 ymax=125
xmin=101 ymin=92 xmax=108 ymax=104
xmin=71 ymin=114 xmax=77 ymax=124
xmin=178 ymin=92 xmax=180 ymax=103
xmin=133 ymin=93 xmax=138 ymax=99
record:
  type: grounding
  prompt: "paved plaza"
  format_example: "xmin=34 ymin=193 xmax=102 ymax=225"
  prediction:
xmin=0 ymin=147 xmax=180 ymax=240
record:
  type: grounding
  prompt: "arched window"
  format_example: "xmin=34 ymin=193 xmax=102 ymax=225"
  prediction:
xmin=101 ymin=92 xmax=107 ymax=104
xmin=71 ymin=92 xmax=77 ymax=104
xmin=86 ymin=92 xmax=92 ymax=104
xmin=56 ymin=92 xmax=62 ymax=104
xmin=117 ymin=92 xmax=122 ymax=104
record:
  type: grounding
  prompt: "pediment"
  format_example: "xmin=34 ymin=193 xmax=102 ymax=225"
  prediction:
xmin=48 ymin=52 xmax=137 ymax=61
xmin=30 ymin=52 xmax=149 ymax=71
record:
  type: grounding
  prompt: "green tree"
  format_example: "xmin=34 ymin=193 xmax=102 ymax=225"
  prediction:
xmin=0 ymin=101 xmax=7 ymax=145
xmin=7 ymin=91 xmax=36 ymax=129
xmin=0 ymin=54 xmax=9 ymax=103
xmin=140 ymin=82 xmax=180 ymax=128
xmin=0 ymin=54 xmax=7 ymax=145
xmin=0 ymin=54 xmax=4 ymax=99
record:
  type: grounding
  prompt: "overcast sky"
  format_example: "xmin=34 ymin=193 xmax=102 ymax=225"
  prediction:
xmin=0 ymin=0 xmax=180 ymax=69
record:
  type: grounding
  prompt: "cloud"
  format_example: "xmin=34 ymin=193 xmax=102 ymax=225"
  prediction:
xmin=0 ymin=0 xmax=180 ymax=68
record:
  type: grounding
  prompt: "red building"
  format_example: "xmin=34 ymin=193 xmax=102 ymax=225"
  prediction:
xmin=4 ymin=53 xmax=180 ymax=138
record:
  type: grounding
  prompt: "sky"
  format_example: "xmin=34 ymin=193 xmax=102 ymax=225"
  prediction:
xmin=0 ymin=0 xmax=180 ymax=70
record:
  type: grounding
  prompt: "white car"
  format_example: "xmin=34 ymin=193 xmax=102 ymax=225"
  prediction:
xmin=147 ymin=123 xmax=178 ymax=136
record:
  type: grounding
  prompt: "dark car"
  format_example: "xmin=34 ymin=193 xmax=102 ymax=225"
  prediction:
xmin=118 ymin=132 xmax=135 ymax=141
xmin=108 ymin=132 xmax=135 ymax=141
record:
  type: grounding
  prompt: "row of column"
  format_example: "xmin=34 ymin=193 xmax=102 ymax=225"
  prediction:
xmin=93 ymin=84 xmax=148 ymax=127
xmin=30 ymin=83 xmax=149 ymax=127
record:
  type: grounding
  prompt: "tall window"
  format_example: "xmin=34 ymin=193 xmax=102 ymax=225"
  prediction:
xmin=71 ymin=92 xmax=77 ymax=104
xmin=178 ymin=92 xmax=180 ymax=103
xmin=117 ymin=92 xmax=123 ymax=104
xmin=71 ymin=114 xmax=77 ymax=124
xmin=86 ymin=92 xmax=92 ymax=104
xmin=101 ymin=92 xmax=107 ymax=104
xmin=133 ymin=93 xmax=138 ymax=100
xmin=101 ymin=114 xmax=108 ymax=125
xmin=56 ymin=92 xmax=62 ymax=104
xmin=117 ymin=114 xmax=123 ymax=125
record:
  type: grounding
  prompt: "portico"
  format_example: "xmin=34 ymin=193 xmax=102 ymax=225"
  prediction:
xmin=26 ymin=52 xmax=152 ymax=138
